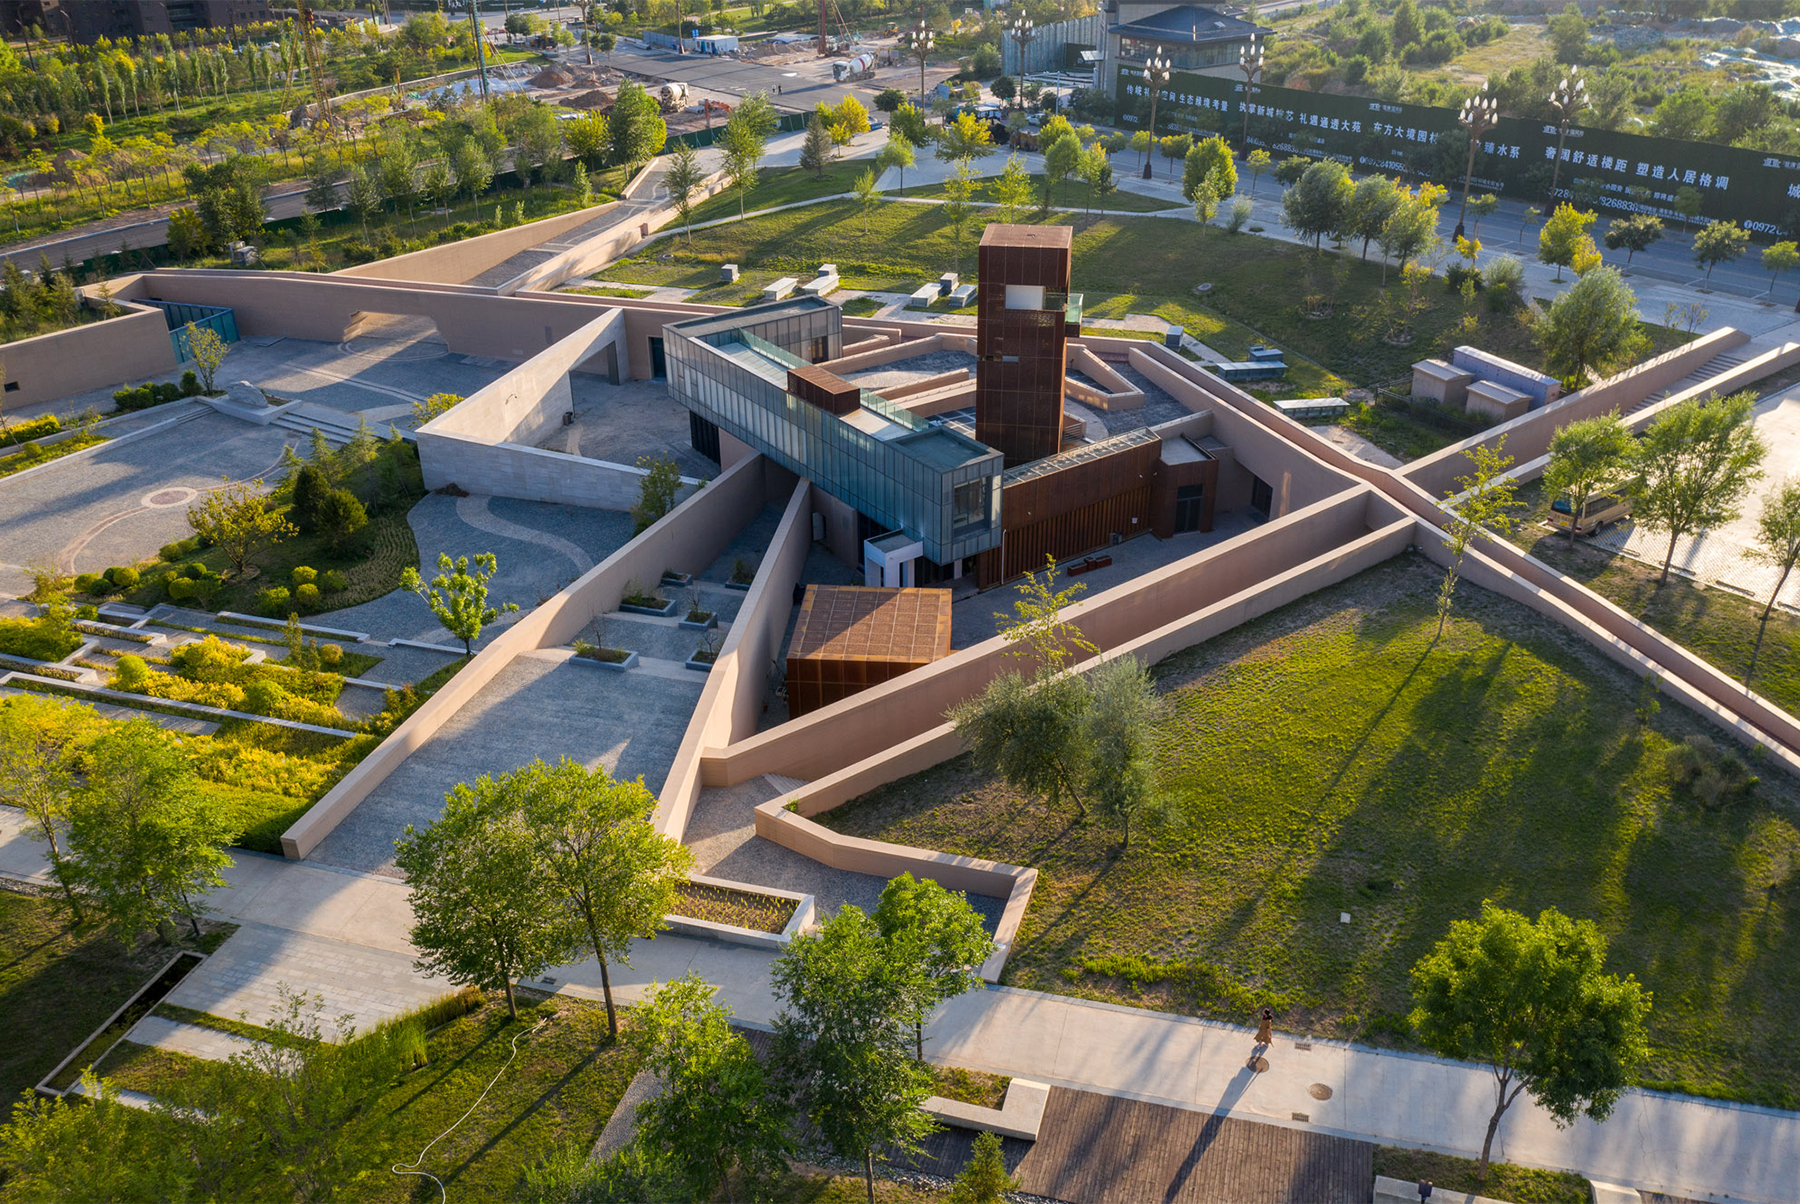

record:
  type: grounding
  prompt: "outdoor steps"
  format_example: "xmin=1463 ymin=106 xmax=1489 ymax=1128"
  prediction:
xmin=1631 ymin=350 xmax=1749 ymax=412
xmin=271 ymin=404 xmax=416 ymax=446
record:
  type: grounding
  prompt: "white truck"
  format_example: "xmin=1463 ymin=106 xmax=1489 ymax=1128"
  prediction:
xmin=658 ymin=81 xmax=690 ymax=110
xmin=832 ymin=53 xmax=874 ymax=82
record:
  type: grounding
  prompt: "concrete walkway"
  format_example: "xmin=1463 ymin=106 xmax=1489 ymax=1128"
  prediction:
xmin=0 ymin=805 xmax=1792 ymax=1202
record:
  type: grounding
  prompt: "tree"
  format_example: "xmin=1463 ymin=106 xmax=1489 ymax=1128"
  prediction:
xmin=1080 ymin=654 xmax=1165 ymax=846
xmin=1467 ymin=191 xmax=1499 ymax=236
xmin=889 ymin=102 xmax=931 ymax=150
xmin=628 ymin=973 xmax=792 ymax=1200
xmin=0 ymin=1078 xmax=188 ymax=1202
xmin=1377 ymin=185 xmax=1441 ymax=282
xmin=1347 ymin=174 xmax=1402 ymax=261
xmin=346 ymin=164 xmax=382 ymax=236
xmin=1434 ymin=440 xmax=1519 ymax=640
xmin=452 ymin=139 xmax=492 ymax=204
xmin=609 ymin=80 xmax=666 ymax=173
xmin=183 ymin=321 xmax=227 ymax=393
xmin=992 ymin=153 xmax=1032 ymax=225
xmin=664 ymin=138 xmax=705 ymax=245
xmin=1087 ymin=148 xmax=1116 ymax=218
xmin=1282 ymin=158 xmax=1352 ymax=250
xmin=186 ymin=478 xmax=294 ymax=578
xmin=315 ymin=487 xmax=366 ymax=551
xmin=1042 ymin=127 xmax=1081 ymax=210
xmin=0 ymin=695 xmax=96 ymax=918
xmin=1181 ymin=134 xmax=1235 ymax=205
xmin=877 ymin=132 xmax=915 ymax=196
xmin=1273 ymin=154 xmax=1311 ymax=189
xmin=772 ymin=905 xmax=937 ymax=1204
xmin=936 ymin=111 xmax=993 ymax=164
xmin=1748 ymin=479 xmax=1800 ymax=684
xmin=1672 ymin=185 xmax=1704 ymax=232
xmin=518 ymin=758 xmax=693 ymax=1040
xmin=1631 ymin=391 xmax=1768 ymax=585
xmin=943 ymin=161 xmax=976 ymax=275
xmin=1649 ymin=84 xmax=1712 ymax=141
xmin=1192 ymin=179 xmax=1219 ymax=231
xmin=1410 ymin=902 xmax=1650 ymax=1183
xmin=1538 ymin=204 xmax=1597 ymax=282
xmin=1245 ymin=147 xmax=1270 ymax=196
xmin=830 ymin=96 xmax=872 ymax=145
xmin=1547 ymin=2 xmax=1589 ymax=63
xmin=1603 ymin=213 xmax=1662 ymax=267
xmin=799 ymin=111 xmax=836 ymax=178
xmin=1713 ymin=82 xmax=1778 ymax=145
xmin=412 ymin=391 xmax=462 ymax=428
xmin=1762 ymin=240 xmax=1799 ymax=299
xmin=721 ymin=92 xmax=776 ymax=219
xmin=1392 ymin=0 xmax=1423 ymax=50
xmin=1545 ymin=412 xmax=1633 ymax=547
xmin=66 ymin=719 xmax=232 ymax=941
xmin=874 ymin=87 xmax=906 ymax=113
xmin=1691 ymin=219 xmax=1750 ymax=286
xmin=1536 ymin=266 xmax=1646 ymax=385
xmin=631 ymin=452 xmax=683 ymax=534
xmin=166 ymin=206 xmax=208 ymax=261
xmin=400 ymin=551 xmax=519 ymax=658
xmin=874 ymin=873 xmax=994 ymax=1060
xmin=950 ymin=1131 xmax=1019 ymax=1204
xmin=394 ymin=771 xmax=572 ymax=1019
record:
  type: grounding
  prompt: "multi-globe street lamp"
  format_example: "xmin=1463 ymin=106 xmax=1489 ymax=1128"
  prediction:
xmin=1547 ymin=71 xmax=1588 ymax=205
xmin=1142 ymin=47 xmax=1170 ymax=179
xmin=908 ymin=19 xmax=934 ymax=107
xmin=1454 ymin=87 xmax=1498 ymax=241
xmin=1237 ymin=34 xmax=1263 ymax=156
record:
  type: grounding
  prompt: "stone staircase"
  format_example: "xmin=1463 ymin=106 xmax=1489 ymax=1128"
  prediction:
xmin=270 ymin=403 xmax=415 ymax=446
xmin=1630 ymin=350 xmax=1749 ymax=413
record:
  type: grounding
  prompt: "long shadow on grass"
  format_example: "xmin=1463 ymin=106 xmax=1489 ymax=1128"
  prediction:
xmin=432 ymin=1028 xmax=611 ymax=1191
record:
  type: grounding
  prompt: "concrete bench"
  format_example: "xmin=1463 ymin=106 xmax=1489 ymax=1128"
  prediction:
xmin=909 ymin=284 xmax=940 ymax=309
xmin=947 ymin=283 xmax=976 ymax=306
xmin=1213 ymin=359 xmax=1287 ymax=382
xmin=937 ymin=271 xmax=959 ymax=296
xmin=1247 ymin=344 xmax=1285 ymax=362
xmin=802 ymin=272 xmax=840 ymax=298
xmin=720 ymin=263 xmax=739 ymax=282
xmin=763 ymin=276 xmax=799 ymax=302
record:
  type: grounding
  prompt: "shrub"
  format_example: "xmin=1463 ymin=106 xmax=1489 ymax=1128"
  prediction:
xmin=259 ymin=586 xmax=292 ymax=617
xmin=321 ymin=569 xmax=348 ymax=592
xmin=72 ymin=572 xmax=104 ymax=594
xmin=291 ymin=566 xmax=318 ymax=586
xmin=112 ymin=654 xmax=150 ymax=690
xmin=180 ymin=369 xmax=202 ymax=396
xmin=167 ymin=577 xmax=195 ymax=601
xmin=1446 ymin=263 xmax=1484 ymax=290
xmin=105 ymin=565 xmax=140 ymax=590
xmin=170 ymin=634 xmax=251 ymax=682
xmin=74 ymin=604 xmax=98 ymax=621
xmin=295 ymin=583 xmax=321 ymax=610
xmin=242 ymin=678 xmax=288 ymax=715
xmin=154 ymin=382 xmax=181 ymax=405
xmin=1225 ymin=197 xmax=1253 ymax=234
xmin=1485 ymin=254 xmax=1525 ymax=309
xmin=159 ymin=542 xmax=187 ymax=562
xmin=0 ymin=413 xmax=59 ymax=448
xmin=181 ymin=562 xmax=206 ymax=580
xmin=318 ymin=642 xmax=344 ymax=668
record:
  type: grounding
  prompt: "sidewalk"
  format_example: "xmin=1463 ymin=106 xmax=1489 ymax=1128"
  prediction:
xmin=1 ymin=805 xmax=1792 ymax=1202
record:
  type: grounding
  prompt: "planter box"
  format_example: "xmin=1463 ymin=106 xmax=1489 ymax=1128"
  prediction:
xmin=662 ymin=875 xmax=816 ymax=951
xmin=619 ymin=598 xmax=678 ymax=617
xmin=678 ymin=614 xmax=717 ymax=631
xmin=724 ymin=580 xmax=752 ymax=593
xmin=36 ymin=950 xmax=205 ymax=1098
xmin=684 ymin=655 xmax=716 ymax=673
xmin=660 ymin=571 xmax=693 ymax=588
xmin=571 ymin=649 xmax=639 ymax=671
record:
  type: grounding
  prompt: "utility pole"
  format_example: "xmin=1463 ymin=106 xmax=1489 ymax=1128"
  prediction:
xmin=1237 ymin=34 xmax=1262 ymax=157
xmin=468 ymin=2 xmax=490 ymax=104
xmin=1454 ymin=86 xmax=1496 ymax=241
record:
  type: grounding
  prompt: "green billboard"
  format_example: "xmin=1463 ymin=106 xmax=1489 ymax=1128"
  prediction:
xmin=1115 ymin=68 xmax=1798 ymax=236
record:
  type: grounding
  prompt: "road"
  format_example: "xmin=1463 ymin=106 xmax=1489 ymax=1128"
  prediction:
xmin=564 ymin=40 xmax=959 ymax=115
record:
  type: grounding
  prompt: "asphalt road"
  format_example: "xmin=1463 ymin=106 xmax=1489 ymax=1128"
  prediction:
xmin=572 ymin=42 xmax=954 ymax=114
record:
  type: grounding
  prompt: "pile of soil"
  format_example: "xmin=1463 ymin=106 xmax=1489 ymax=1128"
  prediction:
xmin=528 ymin=66 xmax=574 ymax=88
xmin=564 ymin=88 xmax=613 ymax=110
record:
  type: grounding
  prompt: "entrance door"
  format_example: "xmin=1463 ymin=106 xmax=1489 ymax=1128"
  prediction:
xmin=1173 ymin=484 xmax=1206 ymax=533
xmin=1249 ymin=475 xmax=1273 ymax=519
xmin=648 ymin=336 xmax=667 ymax=380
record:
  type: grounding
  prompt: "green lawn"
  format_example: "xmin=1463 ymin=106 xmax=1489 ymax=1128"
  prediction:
xmin=819 ymin=555 xmax=1800 ymax=1109
xmin=1518 ymin=509 xmax=1800 ymax=721
xmin=608 ymin=198 xmax=1541 ymax=396
xmin=1373 ymin=1147 xmax=1591 ymax=1204
xmin=903 ymin=170 xmax=1182 ymax=215
xmin=0 ymin=890 xmax=211 ymax=1106
xmin=95 ymin=991 xmax=641 ymax=1202
xmin=689 ymin=162 xmax=875 ymax=225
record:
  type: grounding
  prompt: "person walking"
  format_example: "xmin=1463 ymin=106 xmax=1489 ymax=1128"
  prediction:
xmin=1255 ymin=1007 xmax=1273 ymax=1047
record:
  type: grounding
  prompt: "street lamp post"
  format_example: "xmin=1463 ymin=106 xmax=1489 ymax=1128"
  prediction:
xmin=1547 ymin=71 xmax=1587 ymax=207
xmin=1237 ymin=34 xmax=1263 ymax=158
xmin=1454 ymin=87 xmax=1497 ymax=242
xmin=1010 ymin=15 xmax=1035 ymax=106
xmin=1142 ymin=47 xmax=1170 ymax=179
xmin=908 ymin=19 xmax=934 ymax=107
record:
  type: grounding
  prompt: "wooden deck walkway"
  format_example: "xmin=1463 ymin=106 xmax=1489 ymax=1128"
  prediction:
xmin=896 ymin=1087 xmax=1374 ymax=1204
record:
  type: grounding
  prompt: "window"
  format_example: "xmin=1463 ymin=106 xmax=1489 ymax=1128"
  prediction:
xmin=952 ymin=481 xmax=986 ymax=530
xmin=1004 ymin=284 xmax=1046 ymax=311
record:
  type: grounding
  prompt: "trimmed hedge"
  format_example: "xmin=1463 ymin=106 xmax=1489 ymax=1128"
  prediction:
xmin=0 ymin=413 xmax=59 ymax=448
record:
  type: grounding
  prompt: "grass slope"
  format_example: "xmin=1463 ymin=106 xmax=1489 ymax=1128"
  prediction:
xmin=820 ymin=555 xmax=1800 ymax=1108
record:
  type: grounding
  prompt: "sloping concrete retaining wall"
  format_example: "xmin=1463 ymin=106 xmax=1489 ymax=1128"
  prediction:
xmin=3 ymin=298 xmax=177 ymax=406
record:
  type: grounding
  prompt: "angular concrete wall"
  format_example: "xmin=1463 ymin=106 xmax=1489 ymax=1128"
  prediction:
xmin=280 ymin=453 xmax=779 ymax=859
xmin=335 ymin=200 xmax=624 ymax=286
xmin=3 ymin=299 xmax=177 ymax=406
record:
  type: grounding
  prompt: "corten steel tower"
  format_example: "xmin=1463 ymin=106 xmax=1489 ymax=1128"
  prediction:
xmin=974 ymin=224 xmax=1076 ymax=466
